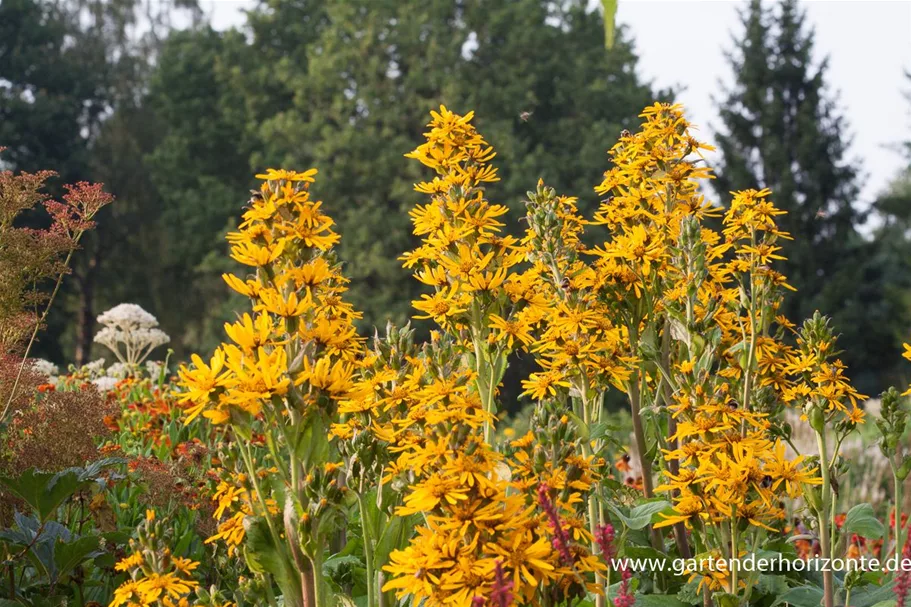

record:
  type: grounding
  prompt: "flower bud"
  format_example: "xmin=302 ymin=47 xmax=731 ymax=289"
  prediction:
xmin=808 ymin=405 xmax=826 ymax=435
xmin=898 ymin=455 xmax=911 ymax=481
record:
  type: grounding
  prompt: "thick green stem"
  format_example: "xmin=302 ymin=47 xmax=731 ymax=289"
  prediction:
xmin=239 ymin=438 xmax=308 ymax=607
xmin=815 ymin=430 xmax=835 ymax=607
xmin=580 ymin=388 xmax=606 ymax=607
xmin=472 ymin=335 xmax=496 ymax=444
xmin=357 ymin=493 xmax=376 ymax=607
xmin=628 ymin=324 xmax=663 ymax=556
xmin=660 ymin=322 xmax=691 ymax=559
xmin=310 ymin=551 xmax=324 ymax=607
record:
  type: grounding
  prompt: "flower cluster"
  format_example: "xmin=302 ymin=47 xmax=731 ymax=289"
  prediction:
xmin=177 ymin=168 xmax=363 ymax=605
xmin=110 ymin=511 xmax=202 ymax=607
xmin=95 ymin=303 xmax=170 ymax=368
xmin=381 ymin=109 xmax=571 ymax=606
xmin=159 ymin=103 xmax=890 ymax=607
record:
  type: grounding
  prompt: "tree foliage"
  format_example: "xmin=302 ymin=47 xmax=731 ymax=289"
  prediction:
xmin=713 ymin=0 xmax=905 ymax=392
xmin=129 ymin=0 xmax=665 ymax=357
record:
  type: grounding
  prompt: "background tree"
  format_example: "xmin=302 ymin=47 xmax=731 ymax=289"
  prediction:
xmin=1 ymin=0 xmax=665 ymax=373
xmin=223 ymin=0 xmax=665 ymax=334
xmin=713 ymin=0 xmax=903 ymax=393
xmin=0 ymin=0 xmax=199 ymax=363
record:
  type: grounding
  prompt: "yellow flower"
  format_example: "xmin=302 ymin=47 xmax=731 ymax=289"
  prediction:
xmin=109 ymin=580 xmax=143 ymax=607
xmin=177 ymin=349 xmax=228 ymax=422
xmin=398 ymin=474 xmax=469 ymax=515
xmin=257 ymin=288 xmax=311 ymax=317
xmin=412 ymin=288 xmax=469 ymax=324
xmin=114 ymin=552 xmax=143 ymax=572
xmin=137 ymin=572 xmax=197 ymax=603
xmin=224 ymin=313 xmax=277 ymax=352
xmin=488 ymin=314 xmax=534 ymax=349
xmin=255 ymin=167 xmax=318 ymax=182
xmin=230 ymin=239 xmax=286 ymax=267
xmin=521 ymin=372 xmax=570 ymax=400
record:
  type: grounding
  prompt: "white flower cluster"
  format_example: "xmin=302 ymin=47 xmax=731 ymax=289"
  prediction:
xmin=93 ymin=303 xmax=170 ymax=366
xmin=91 ymin=377 xmax=120 ymax=392
xmin=30 ymin=358 xmax=58 ymax=379
xmin=83 ymin=358 xmax=108 ymax=378
xmin=146 ymin=360 xmax=166 ymax=380
xmin=106 ymin=362 xmax=133 ymax=379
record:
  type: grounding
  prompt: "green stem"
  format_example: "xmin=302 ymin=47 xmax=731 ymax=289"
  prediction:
xmin=815 ymin=429 xmax=835 ymax=607
xmin=730 ymin=515 xmax=739 ymax=597
xmin=579 ymin=384 xmax=606 ymax=607
xmin=357 ymin=492 xmax=376 ymax=607
xmin=472 ymin=334 xmax=494 ymax=444
xmin=627 ymin=323 xmax=663 ymax=554
xmin=238 ymin=438 xmax=282 ymax=546
xmin=310 ymin=552 xmax=324 ymax=607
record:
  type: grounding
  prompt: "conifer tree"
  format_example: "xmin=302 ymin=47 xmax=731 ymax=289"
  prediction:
xmin=714 ymin=0 xmax=896 ymax=392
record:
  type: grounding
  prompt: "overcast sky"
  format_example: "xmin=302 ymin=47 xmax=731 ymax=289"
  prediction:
xmin=200 ymin=0 xmax=911 ymax=207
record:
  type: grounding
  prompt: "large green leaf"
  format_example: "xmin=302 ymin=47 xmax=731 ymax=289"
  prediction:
xmin=0 ymin=460 xmax=120 ymax=523
xmin=607 ymin=499 xmax=672 ymax=530
xmin=634 ymin=594 xmax=687 ymax=607
xmin=0 ymin=469 xmax=81 ymax=522
xmin=844 ymin=503 xmax=885 ymax=540
xmin=244 ymin=515 xmax=300 ymax=598
xmin=770 ymin=586 xmax=824 ymax=607
xmin=851 ymin=581 xmax=896 ymax=607
xmin=54 ymin=535 xmax=102 ymax=582
xmin=374 ymin=513 xmax=420 ymax=568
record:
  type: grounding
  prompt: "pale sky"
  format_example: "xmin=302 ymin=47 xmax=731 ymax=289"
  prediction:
xmin=199 ymin=0 xmax=911 ymax=208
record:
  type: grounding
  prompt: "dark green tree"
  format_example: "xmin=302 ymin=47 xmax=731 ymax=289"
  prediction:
xmin=0 ymin=0 xmax=106 ymax=182
xmin=140 ymin=27 xmax=255 ymax=356
xmin=713 ymin=0 xmax=898 ymax=393
xmin=223 ymin=0 xmax=664 ymax=332
xmin=0 ymin=0 xmax=202 ymax=363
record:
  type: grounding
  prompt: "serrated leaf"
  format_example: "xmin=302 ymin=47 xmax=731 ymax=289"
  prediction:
xmin=851 ymin=581 xmax=896 ymax=607
xmin=607 ymin=500 xmax=672 ymax=530
xmin=844 ymin=503 xmax=885 ymax=540
xmin=244 ymin=515 xmax=300 ymax=598
xmin=54 ymin=535 xmax=102 ymax=581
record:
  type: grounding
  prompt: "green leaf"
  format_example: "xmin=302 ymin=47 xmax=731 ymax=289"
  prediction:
xmin=755 ymin=574 xmax=789 ymax=597
xmin=566 ymin=410 xmax=589 ymax=440
xmin=844 ymin=503 xmax=885 ymax=540
xmin=607 ymin=499 xmax=672 ymax=530
xmin=323 ymin=554 xmax=362 ymax=577
xmin=0 ymin=469 xmax=75 ymax=521
xmin=634 ymin=594 xmax=687 ymax=607
xmin=770 ymin=586 xmax=824 ymax=607
xmin=850 ymin=581 xmax=896 ymax=607
xmin=54 ymin=535 xmax=102 ymax=582
xmin=244 ymin=516 xmax=300 ymax=598
xmin=374 ymin=514 xmax=420 ymax=567
xmin=676 ymin=579 xmax=701 ymax=605
xmin=590 ymin=421 xmax=621 ymax=441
